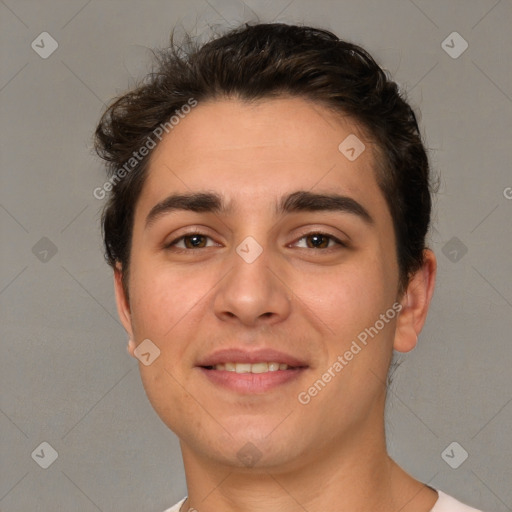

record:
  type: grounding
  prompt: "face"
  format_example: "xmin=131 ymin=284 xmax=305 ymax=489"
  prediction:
xmin=115 ymin=97 xmax=426 ymax=472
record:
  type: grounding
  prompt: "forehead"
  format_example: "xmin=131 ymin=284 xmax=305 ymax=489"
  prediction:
xmin=138 ymin=97 xmax=388 ymax=220
xmin=152 ymin=97 xmax=368 ymax=166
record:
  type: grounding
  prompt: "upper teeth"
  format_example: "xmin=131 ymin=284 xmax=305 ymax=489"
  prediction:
xmin=213 ymin=362 xmax=290 ymax=373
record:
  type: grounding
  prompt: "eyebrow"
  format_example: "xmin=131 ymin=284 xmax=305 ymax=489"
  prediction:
xmin=144 ymin=190 xmax=373 ymax=228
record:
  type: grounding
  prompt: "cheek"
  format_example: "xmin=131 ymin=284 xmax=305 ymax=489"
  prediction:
xmin=297 ymin=262 xmax=396 ymax=419
xmin=304 ymin=257 xmax=393 ymax=338
xmin=128 ymin=257 xmax=211 ymax=342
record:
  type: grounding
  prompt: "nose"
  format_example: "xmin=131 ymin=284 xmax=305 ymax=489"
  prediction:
xmin=212 ymin=243 xmax=292 ymax=328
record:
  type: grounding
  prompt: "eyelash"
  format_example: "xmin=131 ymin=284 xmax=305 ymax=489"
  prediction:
xmin=165 ymin=231 xmax=347 ymax=251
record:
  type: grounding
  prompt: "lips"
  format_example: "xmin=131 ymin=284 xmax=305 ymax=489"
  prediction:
xmin=209 ymin=362 xmax=291 ymax=373
xmin=196 ymin=348 xmax=308 ymax=369
xmin=196 ymin=348 xmax=309 ymax=393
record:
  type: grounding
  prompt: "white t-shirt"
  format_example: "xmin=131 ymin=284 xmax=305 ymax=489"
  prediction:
xmin=163 ymin=490 xmax=482 ymax=511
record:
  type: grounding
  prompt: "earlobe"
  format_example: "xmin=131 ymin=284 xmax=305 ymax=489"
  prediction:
xmin=127 ymin=338 xmax=136 ymax=357
xmin=393 ymin=249 xmax=437 ymax=353
xmin=113 ymin=262 xmax=134 ymax=340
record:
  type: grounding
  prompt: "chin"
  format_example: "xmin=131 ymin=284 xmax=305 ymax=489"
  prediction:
xmin=181 ymin=424 xmax=311 ymax=472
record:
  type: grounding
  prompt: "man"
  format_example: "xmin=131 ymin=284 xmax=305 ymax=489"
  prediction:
xmin=95 ymin=23 xmax=482 ymax=512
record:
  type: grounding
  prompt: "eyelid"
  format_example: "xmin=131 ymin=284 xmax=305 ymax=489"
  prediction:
xmin=290 ymin=231 xmax=348 ymax=249
xmin=164 ymin=229 xmax=219 ymax=249
xmin=164 ymin=228 xmax=348 ymax=251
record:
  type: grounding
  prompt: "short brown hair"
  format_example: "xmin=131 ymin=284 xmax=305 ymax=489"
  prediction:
xmin=95 ymin=22 xmax=434 ymax=299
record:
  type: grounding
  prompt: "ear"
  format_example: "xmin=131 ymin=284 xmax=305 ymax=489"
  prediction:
xmin=394 ymin=249 xmax=437 ymax=353
xmin=113 ymin=263 xmax=136 ymax=357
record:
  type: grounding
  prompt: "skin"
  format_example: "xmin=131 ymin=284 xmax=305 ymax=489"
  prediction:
xmin=114 ymin=97 xmax=437 ymax=512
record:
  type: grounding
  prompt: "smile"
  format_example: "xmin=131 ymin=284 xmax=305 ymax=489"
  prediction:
xmin=198 ymin=365 xmax=307 ymax=393
xmin=204 ymin=362 xmax=294 ymax=373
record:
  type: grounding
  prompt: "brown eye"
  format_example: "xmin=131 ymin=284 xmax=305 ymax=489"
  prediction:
xmin=294 ymin=232 xmax=345 ymax=249
xmin=166 ymin=233 xmax=217 ymax=250
xmin=305 ymin=233 xmax=330 ymax=248
xmin=182 ymin=234 xmax=208 ymax=248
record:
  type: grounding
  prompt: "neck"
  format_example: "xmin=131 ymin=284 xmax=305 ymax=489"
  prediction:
xmin=178 ymin=420 xmax=438 ymax=512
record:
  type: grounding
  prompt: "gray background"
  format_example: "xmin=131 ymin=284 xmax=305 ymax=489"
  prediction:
xmin=1 ymin=0 xmax=511 ymax=511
